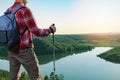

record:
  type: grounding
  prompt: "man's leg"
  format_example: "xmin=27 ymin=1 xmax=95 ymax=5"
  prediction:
xmin=8 ymin=51 xmax=21 ymax=80
xmin=19 ymin=48 xmax=42 ymax=80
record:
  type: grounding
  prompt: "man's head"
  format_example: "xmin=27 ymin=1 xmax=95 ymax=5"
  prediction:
xmin=16 ymin=0 xmax=28 ymax=6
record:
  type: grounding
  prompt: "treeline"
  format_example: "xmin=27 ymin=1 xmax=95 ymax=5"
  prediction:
xmin=0 ymin=35 xmax=94 ymax=59
xmin=33 ymin=36 xmax=94 ymax=64
xmin=0 ymin=70 xmax=64 ymax=80
xmin=2 ymin=34 xmax=120 ymax=64
xmin=98 ymin=47 xmax=120 ymax=64
xmin=33 ymin=37 xmax=94 ymax=55
xmin=2 ymin=33 xmax=120 ymax=57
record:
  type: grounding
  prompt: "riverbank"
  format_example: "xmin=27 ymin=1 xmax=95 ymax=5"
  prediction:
xmin=98 ymin=47 xmax=120 ymax=64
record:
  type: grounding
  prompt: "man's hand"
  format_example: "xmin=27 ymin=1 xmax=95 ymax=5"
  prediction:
xmin=49 ymin=24 xmax=56 ymax=33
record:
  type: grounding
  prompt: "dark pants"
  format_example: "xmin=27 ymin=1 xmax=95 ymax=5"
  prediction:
xmin=8 ymin=48 xmax=42 ymax=80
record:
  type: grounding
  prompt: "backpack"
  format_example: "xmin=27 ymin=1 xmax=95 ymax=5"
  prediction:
xmin=0 ymin=5 xmax=26 ymax=47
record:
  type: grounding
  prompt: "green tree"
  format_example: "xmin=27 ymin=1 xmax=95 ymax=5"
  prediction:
xmin=44 ymin=75 xmax=49 ymax=80
xmin=20 ymin=72 xmax=30 ymax=80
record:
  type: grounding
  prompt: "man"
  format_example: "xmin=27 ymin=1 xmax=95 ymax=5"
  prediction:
xmin=8 ymin=0 xmax=56 ymax=80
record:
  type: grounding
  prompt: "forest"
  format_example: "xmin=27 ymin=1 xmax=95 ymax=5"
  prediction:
xmin=1 ymin=34 xmax=120 ymax=80
xmin=0 ymin=34 xmax=95 ymax=60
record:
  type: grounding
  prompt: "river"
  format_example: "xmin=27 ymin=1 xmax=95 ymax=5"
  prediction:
xmin=1 ymin=47 xmax=120 ymax=80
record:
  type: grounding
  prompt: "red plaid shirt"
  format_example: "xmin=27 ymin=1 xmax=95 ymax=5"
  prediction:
xmin=9 ymin=2 xmax=51 ymax=49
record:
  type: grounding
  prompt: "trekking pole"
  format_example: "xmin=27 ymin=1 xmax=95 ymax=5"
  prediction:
xmin=52 ymin=24 xmax=56 ymax=80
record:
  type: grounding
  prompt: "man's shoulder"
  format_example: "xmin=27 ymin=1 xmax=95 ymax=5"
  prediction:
xmin=20 ymin=6 xmax=29 ymax=11
xmin=18 ymin=6 xmax=31 ymax=14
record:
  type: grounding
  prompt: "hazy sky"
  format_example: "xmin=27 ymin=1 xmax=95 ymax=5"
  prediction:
xmin=0 ymin=0 xmax=120 ymax=34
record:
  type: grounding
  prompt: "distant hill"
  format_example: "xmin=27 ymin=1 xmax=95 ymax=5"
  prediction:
xmin=1 ymin=34 xmax=120 ymax=53
xmin=0 ymin=34 xmax=95 ymax=58
xmin=1 ymin=34 xmax=120 ymax=61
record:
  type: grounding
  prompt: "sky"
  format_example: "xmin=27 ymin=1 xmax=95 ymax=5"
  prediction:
xmin=0 ymin=0 xmax=120 ymax=34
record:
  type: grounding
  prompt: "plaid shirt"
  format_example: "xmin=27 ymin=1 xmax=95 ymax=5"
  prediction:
xmin=9 ymin=2 xmax=51 ymax=49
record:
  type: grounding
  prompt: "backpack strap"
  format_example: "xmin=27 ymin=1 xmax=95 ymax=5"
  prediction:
xmin=12 ymin=5 xmax=25 ymax=14
xmin=13 ymin=5 xmax=28 ymax=36
xmin=4 ymin=9 xmax=9 ymax=14
xmin=4 ymin=5 xmax=27 ymax=36
xmin=4 ymin=5 xmax=25 ymax=14
xmin=21 ymin=27 xmax=28 ymax=36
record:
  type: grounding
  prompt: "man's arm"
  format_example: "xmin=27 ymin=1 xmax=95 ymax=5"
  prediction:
xmin=23 ymin=8 xmax=51 ymax=36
